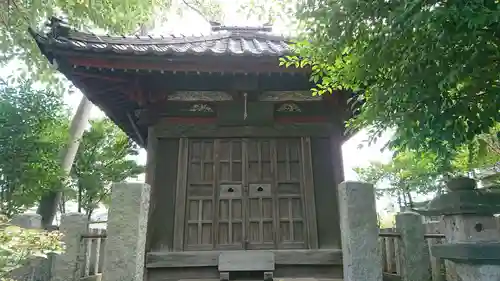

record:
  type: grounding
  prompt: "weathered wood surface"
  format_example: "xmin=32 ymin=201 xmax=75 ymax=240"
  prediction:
xmin=379 ymin=226 xmax=447 ymax=281
xmin=146 ymin=264 xmax=343 ymax=281
xmin=218 ymin=251 xmax=275 ymax=271
xmin=154 ymin=122 xmax=334 ymax=138
xmin=382 ymin=273 xmax=402 ymax=281
xmin=80 ymin=228 xmax=106 ymax=278
xmin=172 ymin=138 xmax=317 ymax=251
xmin=311 ymin=137 xmax=342 ymax=249
xmin=161 ymin=279 xmax=345 ymax=281
xmin=146 ymin=249 xmax=342 ymax=268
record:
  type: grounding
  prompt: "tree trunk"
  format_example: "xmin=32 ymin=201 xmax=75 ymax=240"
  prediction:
xmin=406 ymin=191 xmax=413 ymax=208
xmin=86 ymin=208 xmax=93 ymax=221
xmin=396 ymin=190 xmax=403 ymax=209
xmin=37 ymin=96 xmax=93 ymax=227
xmin=77 ymin=181 xmax=82 ymax=213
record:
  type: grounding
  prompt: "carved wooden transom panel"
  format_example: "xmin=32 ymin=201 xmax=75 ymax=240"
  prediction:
xmin=168 ymin=91 xmax=233 ymax=101
xmin=259 ymin=91 xmax=321 ymax=101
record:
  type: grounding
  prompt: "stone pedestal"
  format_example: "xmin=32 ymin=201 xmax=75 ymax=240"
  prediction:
xmin=338 ymin=181 xmax=383 ymax=281
xmin=437 ymin=214 xmax=500 ymax=281
xmin=102 ymin=183 xmax=150 ymax=281
xmin=413 ymin=177 xmax=500 ymax=281
xmin=11 ymin=213 xmax=42 ymax=229
xmin=51 ymin=213 xmax=89 ymax=281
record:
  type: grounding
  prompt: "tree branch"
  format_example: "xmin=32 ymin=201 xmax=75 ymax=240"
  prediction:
xmin=181 ymin=0 xmax=211 ymax=23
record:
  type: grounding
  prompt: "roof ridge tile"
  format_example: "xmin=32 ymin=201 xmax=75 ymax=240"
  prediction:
xmin=30 ymin=17 xmax=294 ymax=57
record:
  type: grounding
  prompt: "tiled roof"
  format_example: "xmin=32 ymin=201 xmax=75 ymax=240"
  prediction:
xmin=30 ymin=19 xmax=294 ymax=57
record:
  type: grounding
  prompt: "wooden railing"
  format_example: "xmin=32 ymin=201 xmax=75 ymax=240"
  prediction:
xmin=79 ymin=229 xmax=107 ymax=281
xmin=425 ymin=233 xmax=447 ymax=281
xmin=76 ymin=222 xmax=453 ymax=281
xmin=378 ymin=227 xmax=446 ymax=281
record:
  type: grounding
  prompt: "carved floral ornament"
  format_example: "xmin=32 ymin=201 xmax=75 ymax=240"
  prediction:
xmin=259 ymin=91 xmax=321 ymax=101
xmin=168 ymin=91 xmax=233 ymax=101
xmin=277 ymin=103 xmax=301 ymax=112
xmin=189 ymin=103 xmax=214 ymax=112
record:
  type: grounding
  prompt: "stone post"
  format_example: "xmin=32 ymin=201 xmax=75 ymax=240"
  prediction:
xmin=102 ymin=183 xmax=150 ymax=281
xmin=51 ymin=213 xmax=89 ymax=281
xmin=413 ymin=177 xmax=500 ymax=281
xmin=11 ymin=213 xmax=42 ymax=229
xmin=396 ymin=211 xmax=431 ymax=281
xmin=338 ymin=181 xmax=383 ymax=281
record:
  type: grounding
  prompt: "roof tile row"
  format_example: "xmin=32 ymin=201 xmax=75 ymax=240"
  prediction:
xmin=31 ymin=22 xmax=294 ymax=57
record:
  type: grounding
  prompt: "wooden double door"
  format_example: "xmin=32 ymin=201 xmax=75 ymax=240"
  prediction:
xmin=181 ymin=137 xmax=316 ymax=251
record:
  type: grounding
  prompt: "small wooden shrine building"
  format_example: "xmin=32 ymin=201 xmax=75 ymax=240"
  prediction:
xmin=31 ymin=17 xmax=355 ymax=281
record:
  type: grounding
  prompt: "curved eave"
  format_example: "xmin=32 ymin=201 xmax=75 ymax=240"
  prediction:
xmin=28 ymin=28 xmax=296 ymax=58
xmin=28 ymin=28 xmax=361 ymax=147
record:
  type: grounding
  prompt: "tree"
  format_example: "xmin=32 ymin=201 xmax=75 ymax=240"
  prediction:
xmin=452 ymin=123 xmax=500 ymax=184
xmin=0 ymin=215 xmax=63 ymax=281
xmin=356 ymin=124 xmax=500 ymax=208
xmin=5 ymin=0 xmax=225 ymax=225
xmin=24 ymin=0 xmax=224 ymax=227
xmin=70 ymin=119 xmax=144 ymax=219
xmin=0 ymin=79 xmax=69 ymax=217
xmin=1 ymin=0 xmax=162 ymax=226
xmin=0 ymin=0 xmax=166 ymax=90
xmin=283 ymin=0 xmax=500 ymax=160
xmin=354 ymin=150 xmax=442 ymax=208
xmin=0 ymin=0 xmax=226 ymax=85
xmin=237 ymin=0 xmax=297 ymax=27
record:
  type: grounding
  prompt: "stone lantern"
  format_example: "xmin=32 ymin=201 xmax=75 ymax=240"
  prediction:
xmin=413 ymin=177 xmax=500 ymax=281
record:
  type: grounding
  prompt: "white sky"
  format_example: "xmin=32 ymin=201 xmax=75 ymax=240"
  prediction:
xmin=0 ymin=0 xmax=402 ymax=220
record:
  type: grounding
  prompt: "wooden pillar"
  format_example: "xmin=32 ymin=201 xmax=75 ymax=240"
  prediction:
xmin=145 ymin=126 xmax=158 ymax=252
xmin=329 ymin=93 xmax=345 ymax=249
xmin=329 ymin=127 xmax=343 ymax=249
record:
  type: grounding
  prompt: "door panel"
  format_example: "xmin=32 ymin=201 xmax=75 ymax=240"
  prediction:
xmin=245 ymin=139 xmax=276 ymax=249
xmin=275 ymin=138 xmax=307 ymax=249
xmin=182 ymin=138 xmax=311 ymax=251
xmin=184 ymin=140 xmax=216 ymax=250
xmin=218 ymin=184 xmax=244 ymax=249
xmin=217 ymin=139 xmax=245 ymax=249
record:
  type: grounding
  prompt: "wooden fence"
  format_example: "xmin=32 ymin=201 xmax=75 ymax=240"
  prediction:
xmin=379 ymin=225 xmax=447 ymax=281
xmin=79 ymin=228 xmax=107 ymax=281
xmin=77 ymin=225 xmax=446 ymax=281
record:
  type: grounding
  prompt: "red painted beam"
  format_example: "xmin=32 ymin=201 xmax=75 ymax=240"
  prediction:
xmin=160 ymin=116 xmax=328 ymax=124
xmin=275 ymin=116 xmax=328 ymax=123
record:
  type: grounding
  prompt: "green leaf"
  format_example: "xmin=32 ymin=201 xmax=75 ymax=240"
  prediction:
xmin=292 ymin=0 xmax=500 ymax=158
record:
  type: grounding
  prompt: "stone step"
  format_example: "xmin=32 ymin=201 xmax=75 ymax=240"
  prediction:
xmin=178 ymin=279 xmax=343 ymax=281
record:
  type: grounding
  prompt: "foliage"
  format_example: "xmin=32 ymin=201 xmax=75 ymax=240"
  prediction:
xmin=357 ymin=124 xmax=500 ymax=206
xmin=472 ymin=123 xmax=500 ymax=170
xmin=354 ymin=150 xmax=442 ymax=207
xmin=285 ymin=0 xmax=500 ymax=160
xmin=0 ymin=0 xmax=167 ymax=92
xmin=452 ymin=123 xmax=500 ymax=184
xmin=0 ymin=215 xmax=63 ymax=280
xmin=237 ymin=0 xmax=297 ymax=27
xmin=70 ymin=119 xmax=144 ymax=218
xmin=0 ymin=79 xmax=69 ymax=217
xmin=175 ymin=0 xmax=225 ymax=23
